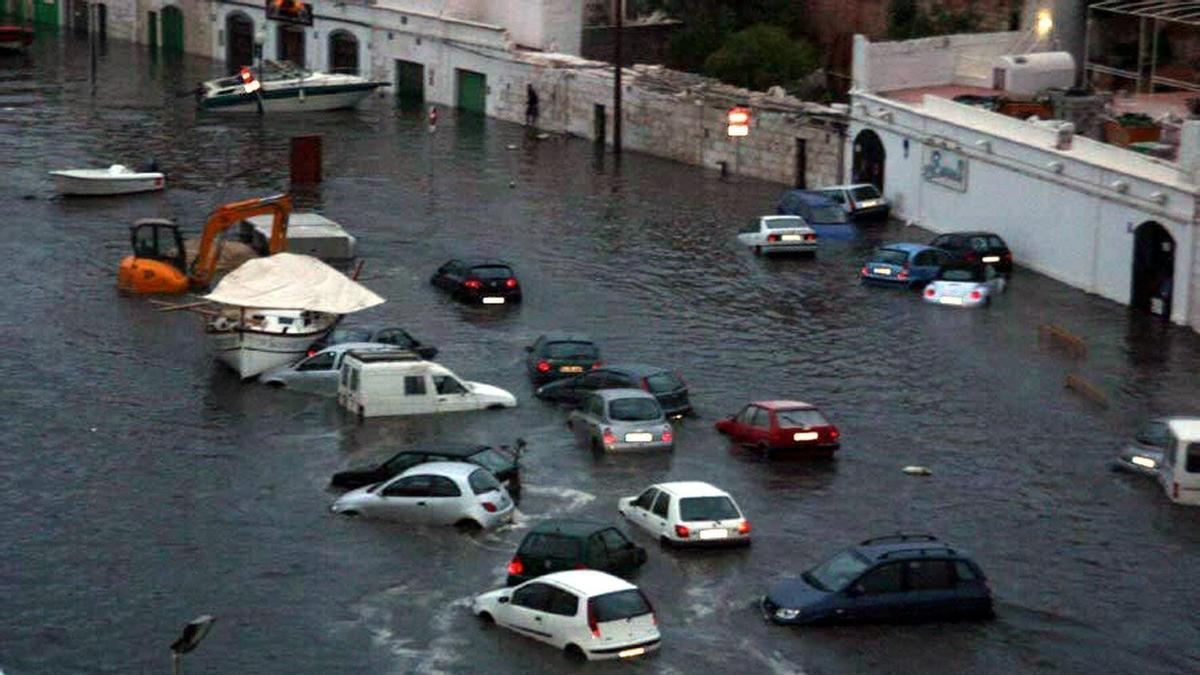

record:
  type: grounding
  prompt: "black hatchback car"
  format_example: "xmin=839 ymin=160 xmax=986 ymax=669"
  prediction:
xmin=431 ymin=259 xmax=522 ymax=305
xmin=506 ymin=519 xmax=647 ymax=586
xmin=330 ymin=440 xmax=525 ymax=495
xmin=929 ymin=232 xmax=1013 ymax=275
xmin=308 ymin=324 xmax=438 ymax=360
xmin=525 ymin=332 xmax=602 ymax=384
xmin=534 ymin=364 xmax=692 ymax=417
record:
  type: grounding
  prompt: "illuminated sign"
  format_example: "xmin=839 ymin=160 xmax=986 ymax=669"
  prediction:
xmin=266 ymin=0 xmax=313 ymax=26
xmin=727 ymin=106 xmax=750 ymax=137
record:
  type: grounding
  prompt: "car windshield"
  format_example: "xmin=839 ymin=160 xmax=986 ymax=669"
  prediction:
xmin=469 ymin=448 xmax=512 ymax=473
xmin=806 ymin=550 xmax=871 ymax=592
xmin=1135 ymin=422 xmax=1170 ymax=448
xmin=545 ymin=341 xmax=598 ymax=359
xmin=940 ymin=268 xmax=984 ymax=282
xmin=851 ymin=185 xmax=881 ymax=201
xmin=645 ymin=372 xmax=684 ymax=393
xmin=608 ymin=397 xmax=662 ymax=421
xmin=468 ymin=468 xmax=502 ymax=495
xmin=809 ymin=204 xmax=848 ymax=223
xmin=678 ymin=496 xmax=740 ymax=521
xmin=766 ymin=216 xmax=805 ymax=229
xmin=872 ymin=249 xmax=909 ymax=265
xmin=330 ymin=327 xmax=372 ymax=343
xmin=523 ymin=534 xmax=580 ymax=558
xmin=591 ymin=589 xmax=651 ymax=622
xmin=775 ymin=409 xmax=828 ymax=428
xmin=471 ymin=265 xmax=513 ymax=280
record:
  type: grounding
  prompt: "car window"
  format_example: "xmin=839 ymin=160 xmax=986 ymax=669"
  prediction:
xmin=810 ymin=204 xmax=847 ymax=223
xmin=511 ymin=582 xmax=553 ymax=611
xmin=969 ymin=237 xmax=990 ymax=251
xmin=767 ymin=216 xmax=807 ymax=228
xmin=749 ymin=407 xmax=770 ymax=428
xmin=954 ymin=561 xmax=979 ymax=582
xmin=775 ymin=408 xmax=828 ymax=427
xmin=807 ymin=550 xmax=871 ymax=591
xmin=330 ymin=327 xmax=372 ymax=343
xmin=600 ymin=528 xmax=630 ymax=551
xmin=651 ymin=492 xmax=670 ymax=518
xmin=545 ymin=341 xmax=598 ymax=359
xmin=634 ymin=488 xmax=659 ymax=510
xmin=734 ymin=406 xmax=755 ymax=425
xmin=521 ymin=533 xmax=581 ymax=559
xmin=987 ymin=236 xmax=1006 ymax=248
xmin=1187 ymin=443 xmax=1200 ymax=473
xmin=546 ymin=587 xmax=580 ymax=617
xmin=586 ymin=533 xmax=608 ymax=568
xmin=434 ymin=376 xmax=468 ymax=395
xmin=297 ymin=351 xmax=336 ymax=371
xmin=427 ymin=475 xmax=462 ymax=497
xmin=376 ymin=329 xmax=414 ymax=348
xmin=470 ymin=265 xmax=514 ymax=280
xmin=678 ymin=496 xmax=740 ymax=521
xmin=907 ymin=560 xmax=956 ymax=590
xmin=820 ymin=190 xmax=846 ymax=204
xmin=591 ymin=590 xmax=651 ymax=622
xmin=349 ymin=368 xmax=360 ymax=392
xmin=851 ymin=185 xmax=881 ymax=201
xmin=914 ymin=251 xmax=937 ymax=266
xmin=940 ymin=268 xmax=983 ymax=282
xmin=608 ymin=397 xmax=662 ymax=422
xmin=382 ymin=474 xmax=435 ymax=498
xmin=873 ymin=248 xmax=909 ymax=265
xmin=857 ymin=563 xmax=904 ymax=594
xmin=1136 ymin=422 xmax=1171 ymax=448
xmin=468 ymin=469 xmax=501 ymax=495
xmin=645 ymin=372 xmax=684 ymax=393
xmin=404 ymin=375 xmax=426 ymax=396
xmin=469 ymin=448 xmax=511 ymax=473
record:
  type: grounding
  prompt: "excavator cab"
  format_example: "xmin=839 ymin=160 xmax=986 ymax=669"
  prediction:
xmin=118 ymin=218 xmax=190 ymax=294
xmin=131 ymin=219 xmax=186 ymax=270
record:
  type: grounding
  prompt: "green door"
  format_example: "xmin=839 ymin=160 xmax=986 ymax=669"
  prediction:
xmin=396 ymin=60 xmax=424 ymax=102
xmin=161 ymin=5 xmax=183 ymax=54
xmin=33 ymin=0 xmax=58 ymax=27
xmin=147 ymin=11 xmax=157 ymax=49
xmin=455 ymin=69 xmax=486 ymax=114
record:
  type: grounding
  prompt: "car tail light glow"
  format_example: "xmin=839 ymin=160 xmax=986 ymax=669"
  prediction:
xmin=969 ymin=290 xmax=982 ymax=300
xmin=463 ymin=279 xmax=483 ymax=289
xmin=574 ymin=563 xmax=588 ymax=569
xmin=587 ymin=599 xmax=600 ymax=637
xmin=307 ymin=349 xmax=318 ymax=357
xmin=965 ymin=251 xmax=980 ymax=261
xmin=661 ymin=430 xmax=673 ymax=443
xmin=897 ymin=270 xmax=909 ymax=281
xmin=860 ymin=266 xmax=869 ymax=276
xmin=591 ymin=361 xmax=603 ymax=369
xmin=805 ymin=234 xmax=816 ymax=241
xmin=737 ymin=521 xmax=752 ymax=534
xmin=924 ymin=287 xmax=936 ymax=297
xmin=674 ymin=525 xmax=690 ymax=538
xmin=767 ymin=233 xmax=780 ymax=242
xmin=1003 ymin=252 xmax=1012 ymax=261
xmin=602 ymin=428 xmax=617 ymax=446
xmin=1174 ymin=481 xmax=1180 ymax=499
xmin=830 ymin=427 xmax=840 ymax=440
xmin=505 ymin=278 xmax=518 ymax=288
xmin=640 ymin=378 xmax=651 ymax=392
xmin=536 ymin=361 xmax=551 ymax=373
xmin=482 ymin=502 xmax=498 ymax=513
xmin=507 ymin=557 xmax=524 ymax=576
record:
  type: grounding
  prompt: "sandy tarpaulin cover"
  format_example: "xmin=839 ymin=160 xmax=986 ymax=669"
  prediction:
xmin=204 ymin=252 xmax=384 ymax=313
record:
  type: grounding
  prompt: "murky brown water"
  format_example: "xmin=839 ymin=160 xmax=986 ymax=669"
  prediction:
xmin=2 ymin=34 xmax=1199 ymax=675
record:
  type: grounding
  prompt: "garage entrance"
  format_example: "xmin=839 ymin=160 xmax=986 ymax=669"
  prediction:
xmin=852 ymin=129 xmax=885 ymax=191
xmin=456 ymin=69 xmax=486 ymax=114
xmin=1131 ymin=221 xmax=1174 ymax=318
xmin=161 ymin=5 xmax=184 ymax=55
xmin=395 ymin=60 xmax=424 ymax=104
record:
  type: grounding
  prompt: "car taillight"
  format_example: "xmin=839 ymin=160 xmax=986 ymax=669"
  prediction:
xmin=661 ymin=430 xmax=673 ymax=443
xmin=505 ymin=278 xmax=518 ymax=288
xmin=307 ymin=348 xmax=317 ymax=357
xmin=602 ymin=428 xmax=617 ymax=445
xmin=830 ymin=427 xmax=840 ymax=440
xmin=591 ymin=361 xmax=603 ymax=369
xmin=805 ymin=234 xmax=816 ymax=241
xmin=924 ymin=287 xmax=936 ymax=297
xmin=969 ymin=290 xmax=982 ymax=300
xmin=587 ymin=599 xmax=600 ymax=638
xmin=674 ymin=524 xmax=690 ymax=538
xmin=1174 ymin=481 xmax=1180 ymax=499
xmin=737 ymin=521 xmax=752 ymax=534
xmin=536 ymin=361 xmax=551 ymax=373
xmin=767 ymin=233 xmax=780 ymax=242
xmin=463 ymin=279 xmax=483 ymax=289
xmin=965 ymin=251 xmax=980 ymax=262
xmin=640 ymin=378 xmax=651 ymax=392
xmin=897 ymin=270 xmax=909 ymax=281
xmin=574 ymin=563 xmax=588 ymax=569
xmin=482 ymin=502 xmax=498 ymax=513
xmin=1003 ymin=252 xmax=1012 ymax=261
xmin=860 ymin=266 xmax=869 ymax=276
xmin=507 ymin=557 xmax=524 ymax=576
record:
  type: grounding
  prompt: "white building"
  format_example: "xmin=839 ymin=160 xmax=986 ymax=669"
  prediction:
xmin=848 ymin=31 xmax=1199 ymax=331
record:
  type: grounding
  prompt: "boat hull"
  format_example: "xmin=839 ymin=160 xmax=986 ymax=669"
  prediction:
xmin=0 ymin=27 xmax=33 ymax=51
xmin=50 ymin=173 xmax=165 ymax=196
xmin=210 ymin=326 xmax=333 ymax=379
xmin=199 ymin=84 xmax=382 ymax=113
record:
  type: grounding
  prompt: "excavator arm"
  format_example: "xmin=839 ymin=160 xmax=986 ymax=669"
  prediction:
xmin=189 ymin=193 xmax=293 ymax=288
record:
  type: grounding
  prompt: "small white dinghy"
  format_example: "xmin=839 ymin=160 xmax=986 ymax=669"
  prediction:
xmin=49 ymin=164 xmax=165 ymax=196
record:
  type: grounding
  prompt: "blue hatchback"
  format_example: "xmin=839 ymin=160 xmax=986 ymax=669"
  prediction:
xmin=762 ymin=534 xmax=994 ymax=625
xmin=776 ymin=190 xmax=854 ymax=239
xmin=860 ymin=243 xmax=950 ymax=288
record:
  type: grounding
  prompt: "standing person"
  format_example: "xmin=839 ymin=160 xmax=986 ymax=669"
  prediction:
xmin=525 ymin=84 xmax=540 ymax=127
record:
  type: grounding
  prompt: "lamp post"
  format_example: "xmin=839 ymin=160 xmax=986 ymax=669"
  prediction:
xmin=254 ymin=28 xmax=266 ymax=74
xmin=612 ymin=0 xmax=622 ymax=155
xmin=169 ymin=615 xmax=216 ymax=675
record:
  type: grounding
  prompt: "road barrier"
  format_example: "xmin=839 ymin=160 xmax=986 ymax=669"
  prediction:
xmin=1038 ymin=324 xmax=1087 ymax=359
xmin=1064 ymin=373 xmax=1110 ymax=408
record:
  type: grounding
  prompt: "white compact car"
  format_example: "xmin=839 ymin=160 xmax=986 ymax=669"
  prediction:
xmin=736 ymin=215 xmax=818 ymax=256
xmin=473 ymin=570 xmax=660 ymax=661
xmin=260 ymin=342 xmax=394 ymax=395
xmin=816 ymin=183 xmax=890 ymax=221
xmin=618 ymin=481 xmax=751 ymax=547
xmin=922 ymin=262 xmax=1006 ymax=308
xmin=330 ymin=461 xmax=514 ymax=529
xmin=338 ymin=349 xmax=517 ymax=417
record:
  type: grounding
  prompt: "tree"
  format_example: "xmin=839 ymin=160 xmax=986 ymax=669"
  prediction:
xmin=703 ymin=24 xmax=819 ymax=94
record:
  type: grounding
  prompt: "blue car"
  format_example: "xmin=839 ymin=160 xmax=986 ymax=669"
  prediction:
xmin=762 ymin=534 xmax=994 ymax=625
xmin=776 ymin=190 xmax=854 ymax=239
xmin=859 ymin=243 xmax=951 ymax=288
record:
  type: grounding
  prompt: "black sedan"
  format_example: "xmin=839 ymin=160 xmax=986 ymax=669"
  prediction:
xmin=308 ymin=324 xmax=438 ymax=359
xmin=430 ymin=258 xmax=523 ymax=305
xmin=534 ymin=364 xmax=692 ymax=417
xmin=330 ymin=440 xmax=525 ymax=495
xmin=525 ymin=331 xmax=602 ymax=384
xmin=929 ymin=231 xmax=1013 ymax=275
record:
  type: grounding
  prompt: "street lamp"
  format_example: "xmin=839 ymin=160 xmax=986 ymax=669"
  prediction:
xmin=1035 ymin=9 xmax=1053 ymax=38
xmin=169 ymin=615 xmax=216 ymax=675
xmin=254 ymin=28 xmax=266 ymax=73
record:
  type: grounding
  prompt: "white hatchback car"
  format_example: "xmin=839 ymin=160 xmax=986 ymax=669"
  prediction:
xmin=618 ymin=481 xmax=751 ymax=547
xmin=473 ymin=570 xmax=660 ymax=661
xmin=330 ymin=461 xmax=514 ymax=530
xmin=922 ymin=262 xmax=1006 ymax=308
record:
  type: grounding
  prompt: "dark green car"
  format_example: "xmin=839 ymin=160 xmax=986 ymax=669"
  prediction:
xmin=506 ymin=519 xmax=647 ymax=586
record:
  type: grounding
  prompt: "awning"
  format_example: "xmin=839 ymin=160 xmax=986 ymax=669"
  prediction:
xmin=204 ymin=252 xmax=384 ymax=314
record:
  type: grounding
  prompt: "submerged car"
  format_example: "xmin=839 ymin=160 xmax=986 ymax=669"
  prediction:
xmin=567 ymin=389 xmax=674 ymax=454
xmin=1112 ymin=417 xmax=1191 ymax=477
xmin=922 ymin=262 xmax=1006 ymax=308
xmin=506 ymin=519 xmax=647 ymax=586
xmin=816 ymin=183 xmax=890 ymax=222
xmin=860 ymin=243 xmax=950 ymax=288
xmin=338 ymin=350 xmax=517 ymax=418
xmin=776 ymin=190 xmax=854 ymax=238
xmin=535 ymin=364 xmax=692 ymax=417
xmin=930 ymin=231 xmax=1014 ymax=275
xmin=715 ymin=400 xmax=840 ymax=456
xmin=330 ymin=439 xmax=525 ymax=494
xmin=526 ymin=332 xmax=602 ymax=384
xmin=737 ymin=215 xmax=818 ymax=256
xmin=309 ymin=325 xmax=438 ymax=360
xmin=473 ymin=570 xmax=661 ymax=661
xmin=330 ymin=461 xmax=514 ymax=529
xmin=430 ymin=258 xmax=522 ymax=305
xmin=261 ymin=342 xmax=394 ymax=395
xmin=762 ymin=534 xmax=994 ymax=625
xmin=618 ymin=481 xmax=751 ymax=547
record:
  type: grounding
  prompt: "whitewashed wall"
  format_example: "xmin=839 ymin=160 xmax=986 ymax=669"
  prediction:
xmin=852 ymin=32 xmax=1046 ymax=91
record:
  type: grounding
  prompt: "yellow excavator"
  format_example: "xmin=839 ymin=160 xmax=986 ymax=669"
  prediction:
xmin=117 ymin=194 xmax=293 ymax=294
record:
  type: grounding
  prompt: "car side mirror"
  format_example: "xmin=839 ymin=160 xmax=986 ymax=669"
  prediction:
xmin=498 ymin=596 xmax=510 ymax=604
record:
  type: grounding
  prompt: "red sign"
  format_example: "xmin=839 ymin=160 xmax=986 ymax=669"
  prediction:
xmin=727 ymin=106 xmax=751 ymax=137
xmin=266 ymin=0 xmax=313 ymax=26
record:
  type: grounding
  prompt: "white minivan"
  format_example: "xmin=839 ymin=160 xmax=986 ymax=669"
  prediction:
xmin=338 ymin=349 xmax=517 ymax=418
xmin=1158 ymin=418 xmax=1200 ymax=506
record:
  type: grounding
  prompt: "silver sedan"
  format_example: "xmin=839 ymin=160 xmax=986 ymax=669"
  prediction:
xmin=260 ymin=342 xmax=394 ymax=395
xmin=567 ymin=388 xmax=674 ymax=454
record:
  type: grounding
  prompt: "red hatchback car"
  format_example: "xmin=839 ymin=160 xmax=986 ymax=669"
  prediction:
xmin=715 ymin=400 xmax=839 ymax=456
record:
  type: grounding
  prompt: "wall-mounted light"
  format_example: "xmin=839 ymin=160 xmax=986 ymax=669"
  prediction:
xmin=1149 ymin=191 xmax=1168 ymax=204
xmin=975 ymin=139 xmax=991 ymax=153
xmin=1110 ymin=180 xmax=1129 ymax=193
xmin=1036 ymin=9 xmax=1053 ymax=38
xmin=1047 ymin=160 xmax=1063 ymax=173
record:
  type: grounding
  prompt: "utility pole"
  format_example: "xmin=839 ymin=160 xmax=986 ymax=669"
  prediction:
xmin=612 ymin=0 xmax=623 ymax=155
xmin=89 ymin=1 xmax=97 ymax=95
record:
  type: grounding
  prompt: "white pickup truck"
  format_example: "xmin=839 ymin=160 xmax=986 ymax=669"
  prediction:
xmin=737 ymin=215 xmax=818 ymax=256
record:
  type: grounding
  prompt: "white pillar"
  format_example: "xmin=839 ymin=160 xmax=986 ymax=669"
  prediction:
xmin=1179 ymin=120 xmax=1200 ymax=185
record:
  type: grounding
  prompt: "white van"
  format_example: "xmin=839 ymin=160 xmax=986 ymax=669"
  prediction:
xmin=1158 ymin=418 xmax=1200 ymax=506
xmin=338 ymin=350 xmax=517 ymax=418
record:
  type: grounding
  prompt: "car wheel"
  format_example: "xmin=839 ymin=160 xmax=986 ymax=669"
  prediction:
xmin=455 ymin=519 xmax=483 ymax=532
xmin=340 ymin=510 xmax=360 ymax=517
xmin=487 ymin=404 xmax=506 ymax=410
xmin=477 ymin=611 xmax=495 ymax=626
xmin=659 ymin=535 xmax=673 ymax=549
xmin=564 ymin=644 xmax=587 ymax=662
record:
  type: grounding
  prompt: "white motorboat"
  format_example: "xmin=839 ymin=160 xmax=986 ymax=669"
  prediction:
xmin=196 ymin=61 xmax=387 ymax=113
xmin=49 ymin=164 xmax=165 ymax=196
xmin=203 ymin=253 xmax=385 ymax=379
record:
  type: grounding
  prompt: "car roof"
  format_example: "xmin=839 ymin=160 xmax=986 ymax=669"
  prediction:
xmin=782 ymin=190 xmax=839 ymax=206
xmin=754 ymin=400 xmax=815 ymax=410
xmin=321 ymin=341 xmax=394 ymax=353
xmin=397 ymin=461 xmax=482 ymax=480
xmin=819 ymin=183 xmax=877 ymax=191
xmin=593 ymin=388 xmax=656 ymax=401
xmin=538 ymin=331 xmax=594 ymax=343
xmin=941 ymin=231 xmax=1001 ymax=238
xmin=600 ymin=363 xmax=668 ymax=377
xmin=538 ymin=570 xmax=636 ymax=597
xmin=852 ymin=534 xmax=968 ymax=562
xmin=529 ymin=519 xmax=610 ymax=537
xmin=460 ymin=258 xmax=512 ymax=268
xmin=877 ymin=243 xmax=930 ymax=254
xmin=655 ymin=481 xmax=728 ymax=498
xmin=392 ymin=444 xmax=489 ymax=458
xmin=1167 ymin=418 xmax=1200 ymax=440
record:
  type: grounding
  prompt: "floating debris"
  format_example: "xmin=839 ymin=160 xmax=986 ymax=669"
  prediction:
xmin=902 ymin=465 xmax=932 ymax=476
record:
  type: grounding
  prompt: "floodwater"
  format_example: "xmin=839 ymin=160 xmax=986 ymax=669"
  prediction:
xmin=3 ymin=35 xmax=1200 ymax=675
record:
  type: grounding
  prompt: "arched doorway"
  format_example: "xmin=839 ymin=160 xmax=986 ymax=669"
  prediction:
xmin=161 ymin=5 xmax=184 ymax=55
xmin=277 ymin=25 xmax=305 ymax=68
xmin=225 ymin=13 xmax=254 ymax=74
xmin=852 ymin=129 xmax=886 ymax=191
xmin=328 ymin=30 xmax=358 ymax=74
xmin=1131 ymin=221 xmax=1175 ymax=317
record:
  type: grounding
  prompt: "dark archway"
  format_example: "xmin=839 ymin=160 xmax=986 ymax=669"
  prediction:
xmin=225 ymin=13 xmax=254 ymax=74
xmin=277 ymin=25 xmax=306 ymax=67
xmin=161 ymin=5 xmax=184 ymax=55
xmin=852 ymin=129 xmax=886 ymax=191
xmin=1131 ymin=221 xmax=1175 ymax=317
xmin=329 ymin=30 xmax=359 ymax=74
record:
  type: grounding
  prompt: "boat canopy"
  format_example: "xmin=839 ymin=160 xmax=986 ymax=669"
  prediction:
xmin=204 ymin=253 xmax=384 ymax=313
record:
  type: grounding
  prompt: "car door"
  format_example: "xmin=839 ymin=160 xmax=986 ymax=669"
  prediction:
xmin=433 ymin=373 xmax=477 ymax=412
xmin=506 ymin=582 xmax=556 ymax=644
xmin=568 ymin=371 xmax=609 ymax=404
xmin=526 ymin=336 xmax=545 ymax=374
xmin=435 ymin=260 xmax=462 ymax=289
xmin=286 ymin=350 xmax=338 ymax=393
xmin=844 ymin=562 xmax=908 ymax=621
xmin=722 ymin=406 xmax=754 ymax=443
xmin=903 ymin=559 xmax=961 ymax=619
xmin=648 ymin=491 xmax=672 ymax=538
xmin=599 ymin=527 xmax=641 ymax=575
xmin=627 ymin=487 xmax=660 ymax=535
xmin=746 ymin=406 xmax=772 ymax=447
xmin=573 ymin=395 xmax=605 ymax=446
xmin=423 ymin=475 xmax=466 ymax=524
xmin=375 ymin=474 xmax=438 ymax=522
xmin=543 ymin=586 xmax=582 ymax=648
